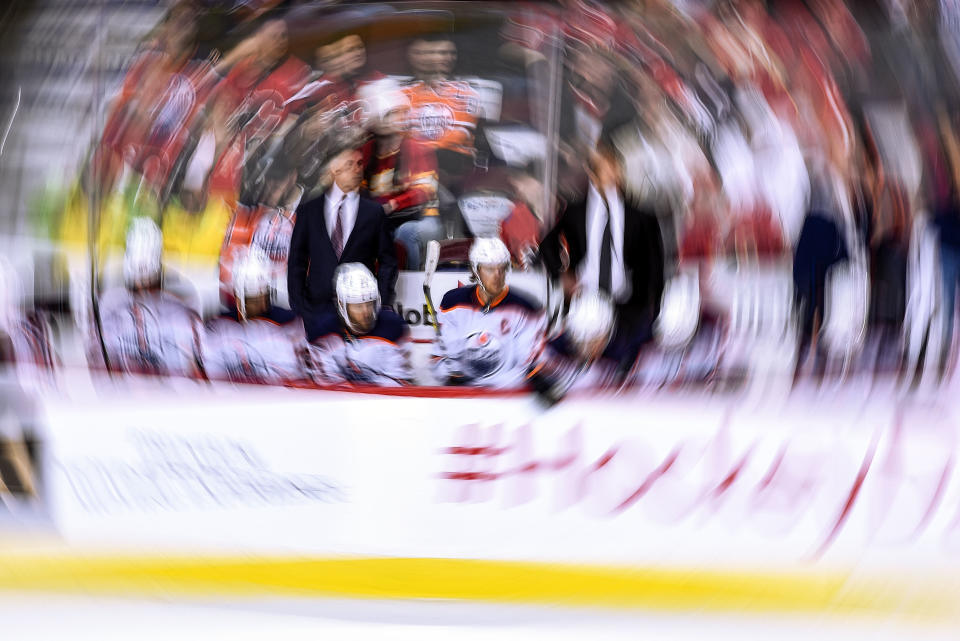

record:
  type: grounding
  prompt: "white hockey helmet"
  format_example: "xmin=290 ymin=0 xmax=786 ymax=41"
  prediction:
xmin=469 ymin=236 xmax=510 ymax=272
xmin=123 ymin=217 xmax=163 ymax=289
xmin=232 ymin=248 xmax=273 ymax=321
xmin=335 ymin=262 xmax=380 ymax=334
xmin=653 ymin=270 xmax=700 ymax=348
xmin=564 ymin=291 xmax=616 ymax=360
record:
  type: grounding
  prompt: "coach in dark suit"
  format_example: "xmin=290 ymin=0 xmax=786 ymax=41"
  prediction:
xmin=288 ymin=146 xmax=398 ymax=341
xmin=540 ymin=141 xmax=665 ymax=363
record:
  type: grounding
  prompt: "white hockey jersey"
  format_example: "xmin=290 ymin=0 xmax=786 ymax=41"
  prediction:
xmin=93 ymin=288 xmax=204 ymax=378
xmin=201 ymin=307 xmax=308 ymax=385
xmin=0 ymin=313 xmax=58 ymax=391
xmin=306 ymin=309 xmax=413 ymax=387
xmin=433 ymin=285 xmax=545 ymax=389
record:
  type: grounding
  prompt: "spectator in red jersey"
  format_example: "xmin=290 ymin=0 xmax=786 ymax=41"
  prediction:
xmin=90 ymin=2 xmax=204 ymax=197
xmin=317 ymin=33 xmax=374 ymax=96
xmin=281 ymin=32 xmax=385 ymax=196
xmin=133 ymin=14 xmax=314 ymax=201
xmin=217 ymin=19 xmax=312 ymax=155
xmin=360 ymin=81 xmax=441 ymax=270
xmin=285 ymin=31 xmax=383 ymax=118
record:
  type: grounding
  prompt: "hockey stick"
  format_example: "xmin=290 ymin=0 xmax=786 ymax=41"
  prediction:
xmin=423 ymin=240 xmax=441 ymax=336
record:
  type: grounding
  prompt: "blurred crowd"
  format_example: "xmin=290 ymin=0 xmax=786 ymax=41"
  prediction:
xmin=4 ymin=0 xmax=960 ymax=404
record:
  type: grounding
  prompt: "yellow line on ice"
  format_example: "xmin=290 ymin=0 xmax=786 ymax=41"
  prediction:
xmin=0 ymin=554 xmax=954 ymax=618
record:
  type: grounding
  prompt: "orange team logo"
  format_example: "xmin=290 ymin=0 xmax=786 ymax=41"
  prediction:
xmin=414 ymin=103 xmax=455 ymax=141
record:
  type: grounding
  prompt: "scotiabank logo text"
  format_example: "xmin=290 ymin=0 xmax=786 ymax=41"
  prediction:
xmin=389 ymin=303 xmax=436 ymax=326
xmin=58 ymin=430 xmax=346 ymax=513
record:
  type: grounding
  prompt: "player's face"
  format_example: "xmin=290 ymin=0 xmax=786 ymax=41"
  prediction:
xmin=131 ymin=274 xmax=161 ymax=293
xmin=128 ymin=259 xmax=162 ymax=292
xmin=331 ymin=149 xmax=364 ymax=193
xmin=243 ymin=293 xmax=270 ymax=319
xmin=576 ymin=334 xmax=608 ymax=362
xmin=477 ymin=263 xmax=507 ymax=299
xmin=346 ymin=301 xmax=377 ymax=334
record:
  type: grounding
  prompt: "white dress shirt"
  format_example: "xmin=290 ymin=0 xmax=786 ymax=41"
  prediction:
xmin=578 ymin=182 xmax=630 ymax=303
xmin=325 ymin=183 xmax=360 ymax=248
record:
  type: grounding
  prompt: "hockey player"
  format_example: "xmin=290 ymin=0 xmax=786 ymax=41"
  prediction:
xmin=0 ymin=259 xmax=46 ymax=501
xmin=307 ymin=263 xmax=413 ymax=386
xmin=93 ymin=218 xmax=205 ymax=378
xmin=0 ymin=258 xmax=57 ymax=386
xmin=202 ymin=249 xmax=309 ymax=386
xmin=527 ymin=291 xmax=626 ymax=404
xmin=433 ymin=237 xmax=545 ymax=388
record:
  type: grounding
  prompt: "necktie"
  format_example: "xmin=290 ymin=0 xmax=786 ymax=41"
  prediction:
xmin=330 ymin=197 xmax=345 ymax=259
xmin=598 ymin=201 xmax=613 ymax=295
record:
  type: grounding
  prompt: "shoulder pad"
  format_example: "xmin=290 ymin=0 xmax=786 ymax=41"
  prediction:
xmin=219 ymin=308 xmax=242 ymax=323
xmin=370 ymin=308 xmax=409 ymax=343
xmin=547 ymin=333 xmax=576 ymax=359
xmin=265 ymin=306 xmax=298 ymax=325
xmin=499 ymin=288 xmax=540 ymax=313
xmin=309 ymin=310 xmax=343 ymax=341
xmin=439 ymin=285 xmax=478 ymax=311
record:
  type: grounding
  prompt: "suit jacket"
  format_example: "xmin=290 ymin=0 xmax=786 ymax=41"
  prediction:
xmin=540 ymin=194 xmax=666 ymax=324
xmin=287 ymin=193 xmax=397 ymax=319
